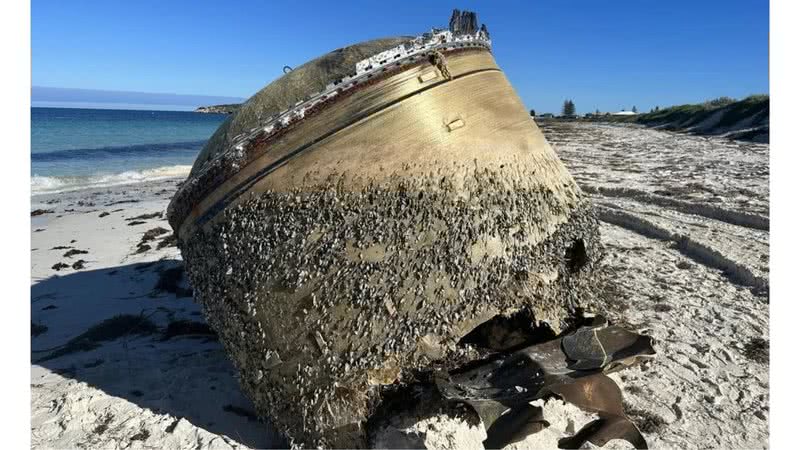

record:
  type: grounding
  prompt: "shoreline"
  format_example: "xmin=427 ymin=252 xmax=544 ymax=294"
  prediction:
xmin=31 ymin=175 xmax=188 ymax=208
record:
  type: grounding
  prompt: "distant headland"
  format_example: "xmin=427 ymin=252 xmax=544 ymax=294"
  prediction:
xmin=31 ymin=86 xmax=245 ymax=112
xmin=195 ymin=104 xmax=241 ymax=114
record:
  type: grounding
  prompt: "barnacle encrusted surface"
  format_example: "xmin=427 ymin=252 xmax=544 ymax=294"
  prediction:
xmin=180 ymin=170 xmax=601 ymax=447
xmin=171 ymin=12 xmax=603 ymax=446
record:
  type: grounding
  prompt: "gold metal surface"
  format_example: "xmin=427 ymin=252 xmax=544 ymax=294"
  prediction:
xmin=181 ymin=49 xmax=581 ymax=240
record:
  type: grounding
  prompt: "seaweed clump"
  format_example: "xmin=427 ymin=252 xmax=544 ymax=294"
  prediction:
xmin=154 ymin=266 xmax=193 ymax=298
xmin=31 ymin=322 xmax=48 ymax=337
xmin=161 ymin=319 xmax=216 ymax=341
xmin=743 ymin=337 xmax=769 ymax=364
xmin=37 ymin=314 xmax=158 ymax=362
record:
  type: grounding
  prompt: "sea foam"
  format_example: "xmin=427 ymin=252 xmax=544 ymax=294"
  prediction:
xmin=31 ymin=165 xmax=192 ymax=195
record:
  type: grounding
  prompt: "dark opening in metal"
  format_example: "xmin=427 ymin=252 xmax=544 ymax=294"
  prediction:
xmin=566 ymin=238 xmax=588 ymax=273
xmin=458 ymin=309 xmax=556 ymax=352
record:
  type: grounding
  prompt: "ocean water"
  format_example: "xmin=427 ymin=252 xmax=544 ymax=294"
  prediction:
xmin=31 ymin=107 xmax=228 ymax=194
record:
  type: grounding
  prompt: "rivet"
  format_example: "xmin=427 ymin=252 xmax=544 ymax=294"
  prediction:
xmin=447 ymin=119 xmax=465 ymax=132
xmin=418 ymin=71 xmax=439 ymax=83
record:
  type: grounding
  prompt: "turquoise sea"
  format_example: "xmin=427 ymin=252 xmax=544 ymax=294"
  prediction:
xmin=31 ymin=107 xmax=228 ymax=194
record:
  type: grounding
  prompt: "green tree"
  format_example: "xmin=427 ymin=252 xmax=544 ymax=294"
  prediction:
xmin=529 ymin=109 xmax=536 ymax=117
xmin=562 ymin=99 xmax=576 ymax=116
xmin=632 ymin=105 xmax=638 ymax=113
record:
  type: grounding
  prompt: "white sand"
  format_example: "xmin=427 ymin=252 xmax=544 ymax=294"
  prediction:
xmin=31 ymin=179 xmax=282 ymax=449
xmin=31 ymin=122 xmax=769 ymax=449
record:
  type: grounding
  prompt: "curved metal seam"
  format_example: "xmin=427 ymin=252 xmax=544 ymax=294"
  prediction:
xmin=190 ymin=67 xmax=502 ymax=232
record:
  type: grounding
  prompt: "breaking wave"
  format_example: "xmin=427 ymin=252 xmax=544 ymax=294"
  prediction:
xmin=31 ymin=165 xmax=192 ymax=195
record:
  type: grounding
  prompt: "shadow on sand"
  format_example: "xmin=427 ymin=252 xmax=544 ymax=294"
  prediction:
xmin=31 ymin=260 xmax=286 ymax=448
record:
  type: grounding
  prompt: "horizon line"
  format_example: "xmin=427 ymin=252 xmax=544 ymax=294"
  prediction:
xmin=31 ymin=86 xmax=245 ymax=110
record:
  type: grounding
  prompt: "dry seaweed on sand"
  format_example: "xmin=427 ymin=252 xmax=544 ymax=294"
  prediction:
xmin=156 ymin=233 xmax=177 ymax=249
xmin=83 ymin=359 xmax=104 ymax=368
xmin=153 ymin=265 xmax=193 ymax=298
xmin=743 ymin=337 xmax=769 ymax=364
xmin=130 ymin=429 xmax=151 ymax=441
xmin=51 ymin=262 xmax=69 ymax=271
xmin=35 ymin=314 xmax=158 ymax=362
xmin=31 ymin=209 xmax=54 ymax=216
xmin=222 ymin=404 xmax=259 ymax=422
xmin=127 ymin=220 xmax=147 ymax=226
xmin=72 ymin=260 xmax=87 ymax=270
xmin=104 ymin=199 xmax=139 ymax=206
xmin=63 ymin=249 xmax=89 ymax=258
xmin=31 ymin=322 xmax=48 ymax=337
xmin=132 ymin=228 xmax=170 ymax=254
xmin=127 ymin=211 xmax=163 ymax=221
xmin=140 ymin=227 xmax=169 ymax=243
xmin=160 ymin=319 xmax=216 ymax=341
xmin=93 ymin=413 xmax=114 ymax=435
xmin=624 ymin=402 xmax=668 ymax=434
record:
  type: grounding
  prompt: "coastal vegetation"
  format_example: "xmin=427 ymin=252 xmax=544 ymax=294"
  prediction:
xmin=633 ymin=95 xmax=768 ymax=141
xmin=547 ymin=95 xmax=769 ymax=142
xmin=561 ymin=99 xmax=576 ymax=117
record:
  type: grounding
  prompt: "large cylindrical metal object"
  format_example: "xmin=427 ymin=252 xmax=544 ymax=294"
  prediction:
xmin=169 ymin=28 xmax=600 ymax=448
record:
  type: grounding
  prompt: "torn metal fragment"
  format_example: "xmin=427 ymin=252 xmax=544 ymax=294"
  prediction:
xmin=562 ymin=324 xmax=656 ymax=371
xmin=547 ymin=374 xmax=647 ymax=449
xmin=483 ymin=403 xmax=549 ymax=449
xmin=435 ymin=321 xmax=655 ymax=448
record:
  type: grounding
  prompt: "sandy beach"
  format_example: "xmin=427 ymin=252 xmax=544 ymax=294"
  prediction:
xmin=30 ymin=122 xmax=769 ymax=449
xmin=31 ymin=178 xmax=283 ymax=449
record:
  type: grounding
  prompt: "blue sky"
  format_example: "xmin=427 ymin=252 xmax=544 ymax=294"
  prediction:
xmin=32 ymin=0 xmax=768 ymax=113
